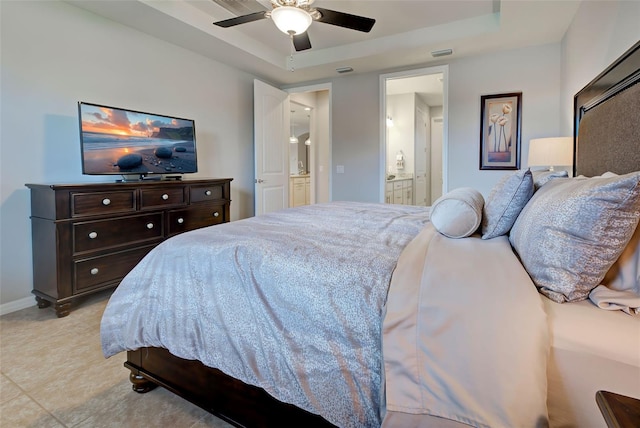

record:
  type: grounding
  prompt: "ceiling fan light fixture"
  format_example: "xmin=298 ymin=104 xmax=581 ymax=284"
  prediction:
xmin=271 ymin=6 xmax=312 ymax=35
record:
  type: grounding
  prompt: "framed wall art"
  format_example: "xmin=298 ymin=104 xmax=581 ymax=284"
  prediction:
xmin=479 ymin=92 xmax=522 ymax=170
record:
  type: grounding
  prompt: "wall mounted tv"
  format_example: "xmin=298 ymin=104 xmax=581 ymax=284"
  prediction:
xmin=78 ymin=102 xmax=197 ymax=178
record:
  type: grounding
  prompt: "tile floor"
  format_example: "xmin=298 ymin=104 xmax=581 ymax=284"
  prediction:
xmin=0 ymin=290 xmax=233 ymax=427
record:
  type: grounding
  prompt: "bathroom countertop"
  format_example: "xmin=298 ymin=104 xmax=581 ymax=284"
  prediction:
xmin=386 ymin=175 xmax=413 ymax=182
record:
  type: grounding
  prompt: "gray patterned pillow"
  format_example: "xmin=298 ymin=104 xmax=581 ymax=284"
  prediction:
xmin=531 ymin=169 xmax=569 ymax=191
xmin=481 ymin=169 xmax=534 ymax=239
xmin=509 ymin=172 xmax=640 ymax=303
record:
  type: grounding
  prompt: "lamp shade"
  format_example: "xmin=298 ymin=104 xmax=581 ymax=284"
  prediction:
xmin=528 ymin=137 xmax=573 ymax=169
xmin=271 ymin=6 xmax=312 ymax=35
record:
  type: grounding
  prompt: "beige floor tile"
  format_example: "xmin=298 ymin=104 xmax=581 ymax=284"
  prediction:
xmin=0 ymin=290 xmax=232 ymax=427
xmin=0 ymin=393 xmax=64 ymax=427
xmin=0 ymin=373 xmax=23 ymax=404
xmin=28 ymin=354 xmax=128 ymax=427
xmin=73 ymin=387 xmax=211 ymax=428
xmin=190 ymin=413 xmax=236 ymax=428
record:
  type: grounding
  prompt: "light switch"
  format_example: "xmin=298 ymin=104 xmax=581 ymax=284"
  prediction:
xmin=337 ymin=165 xmax=345 ymax=173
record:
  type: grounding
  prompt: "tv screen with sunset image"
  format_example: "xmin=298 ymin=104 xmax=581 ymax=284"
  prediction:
xmin=78 ymin=102 xmax=197 ymax=176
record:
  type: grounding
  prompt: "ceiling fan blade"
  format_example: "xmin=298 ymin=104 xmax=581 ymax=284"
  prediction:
xmin=314 ymin=7 xmax=375 ymax=33
xmin=292 ymin=32 xmax=312 ymax=52
xmin=213 ymin=11 xmax=267 ymax=28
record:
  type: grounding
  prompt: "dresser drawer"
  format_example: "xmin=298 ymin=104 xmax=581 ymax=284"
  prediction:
xmin=140 ymin=187 xmax=186 ymax=209
xmin=167 ymin=204 xmax=225 ymax=236
xmin=73 ymin=246 xmax=154 ymax=293
xmin=73 ymin=213 xmax=164 ymax=254
xmin=190 ymin=184 xmax=224 ymax=203
xmin=71 ymin=190 xmax=136 ymax=217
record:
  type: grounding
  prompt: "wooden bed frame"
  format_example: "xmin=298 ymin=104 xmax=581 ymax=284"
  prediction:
xmin=124 ymin=41 xmax=640 ymax=428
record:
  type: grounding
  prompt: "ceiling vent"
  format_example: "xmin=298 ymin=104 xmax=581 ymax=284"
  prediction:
xmin=431 ymin=49 xmax=453 ymax=58
xmin=336 ymin=66 xmax=354 ymax=74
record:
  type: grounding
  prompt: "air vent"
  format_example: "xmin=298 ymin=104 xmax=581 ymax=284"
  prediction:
xmin=431 ymin=49 xmax=453 ymax=58
xmin=336 ymin=66 xmax=354 ymax=74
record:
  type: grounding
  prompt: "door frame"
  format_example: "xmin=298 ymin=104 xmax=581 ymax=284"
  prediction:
xmin=379 ymin=65 xmax=449 ymax=203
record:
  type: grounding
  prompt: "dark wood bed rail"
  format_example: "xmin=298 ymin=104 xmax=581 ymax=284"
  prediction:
xmin=126 ymin=348 xmax=335 ymax=427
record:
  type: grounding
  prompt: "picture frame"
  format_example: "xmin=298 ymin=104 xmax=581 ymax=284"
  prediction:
xmin=479 ymin=92 xmax=522 ymax=170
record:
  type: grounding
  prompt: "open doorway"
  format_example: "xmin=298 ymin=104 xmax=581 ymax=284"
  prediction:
xmin=380 ymin=65 xmax=448 ymax=206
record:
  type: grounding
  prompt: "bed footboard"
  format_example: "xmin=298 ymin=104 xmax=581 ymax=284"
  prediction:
xmin=125 ymin=347 xmax=335 ymax=428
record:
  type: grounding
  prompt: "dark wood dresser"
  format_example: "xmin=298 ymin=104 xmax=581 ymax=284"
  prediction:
xmin=25 ymin=178 xmax=232 ymax=317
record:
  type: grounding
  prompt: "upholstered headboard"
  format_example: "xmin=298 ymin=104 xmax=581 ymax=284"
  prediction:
xmin=573 ymin=41 xmax=640 ymax=177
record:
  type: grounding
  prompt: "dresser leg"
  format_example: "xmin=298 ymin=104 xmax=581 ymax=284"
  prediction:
xmin=54 ymin=302 xmax=71 ymax=318
xmin=35 ymin=296 xmax=51 ymax=309
xmin=129 ymin=371 xmax=157 ymax=393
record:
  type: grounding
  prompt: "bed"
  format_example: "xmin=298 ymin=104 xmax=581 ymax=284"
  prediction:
xmin=101 ymin=41 xmax=640 ymax=427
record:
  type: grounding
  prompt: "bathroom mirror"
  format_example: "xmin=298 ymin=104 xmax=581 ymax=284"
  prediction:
xmin=289 ymin=102 xmax=311 ymax=175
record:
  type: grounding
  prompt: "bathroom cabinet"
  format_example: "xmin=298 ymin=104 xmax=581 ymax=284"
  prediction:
xmin=385 ymin=178 xmax=413 ymax=205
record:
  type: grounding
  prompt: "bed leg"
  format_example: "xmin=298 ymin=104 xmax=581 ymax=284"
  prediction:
xmin=129 ymin=371 xmax=157 ymax=393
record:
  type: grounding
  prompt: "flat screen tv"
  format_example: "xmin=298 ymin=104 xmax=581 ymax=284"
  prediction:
xmin=78 ymin=102 xmax=197 ymax=178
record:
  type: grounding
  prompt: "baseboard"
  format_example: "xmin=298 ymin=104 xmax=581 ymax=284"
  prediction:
xmin=0 ymin=296 xmax=35 ymax=316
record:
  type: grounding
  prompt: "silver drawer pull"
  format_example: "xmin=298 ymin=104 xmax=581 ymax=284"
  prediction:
xmin=146 ymin=223 xmax=154 ymax=229
xmin=213 ymin=212 xmax=219 ymax=218
xmin=88 ymin=231 xmax=98 ymax=239
xmin=205 ymin=190 xmax=212 ymax=196
xmin=102 ymin=198 xmax=111 ymax=206
xmin=177 ymin=218 xmax=184 ymax=224
xmin=90 ymin=268 xmax=99 ymax=275
xmin=162 ymin=193 xmax=169 ymax=200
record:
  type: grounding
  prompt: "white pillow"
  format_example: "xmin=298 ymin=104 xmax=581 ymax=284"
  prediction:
xmin=430 ymin=187 xmax=484 ymax=238
xmin=510 ymin=172 xmax=640 ymax=303
xmin=602 ymin=222 xmax=640 ymax=295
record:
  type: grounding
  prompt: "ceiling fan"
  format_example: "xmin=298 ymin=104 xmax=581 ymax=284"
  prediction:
xmin=212 ymin=0 xmax=376 ymax=52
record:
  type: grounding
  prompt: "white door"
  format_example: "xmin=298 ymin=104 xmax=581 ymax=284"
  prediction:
xmin=414 ymin=106 xmax=430 ymax=206
xmin=254 ymin=79 xmax=289 ymax=215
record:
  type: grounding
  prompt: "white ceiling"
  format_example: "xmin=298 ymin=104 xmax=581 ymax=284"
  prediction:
xmin=67 ymin=0 xmax=581 ymax=86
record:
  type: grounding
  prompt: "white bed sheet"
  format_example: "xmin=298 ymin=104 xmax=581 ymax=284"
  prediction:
xmin=383 ymin=226 xmax=549 ymax=427
xmin=543 ymin=297 xmax=640 ymax=427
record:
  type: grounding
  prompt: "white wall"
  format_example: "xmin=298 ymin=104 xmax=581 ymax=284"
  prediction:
xmin=328 ymin=43 xmax=562 ymax=201
xmin=331 ymin=73 xmax=381 ymax=202
xmin=0 ymin=1 xmax=257 ymax=308
xmin=447 ymin=43 xmax=562 ymax=196
xmin=560 ymin=1 xmax=640 ymax=135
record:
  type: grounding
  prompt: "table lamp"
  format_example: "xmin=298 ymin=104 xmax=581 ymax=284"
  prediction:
xmin=528 ymin=137 xmax=573 ymax=171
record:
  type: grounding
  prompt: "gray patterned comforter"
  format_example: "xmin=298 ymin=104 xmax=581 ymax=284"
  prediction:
xmin=101 ymin=201 xmax=430 ymax=427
